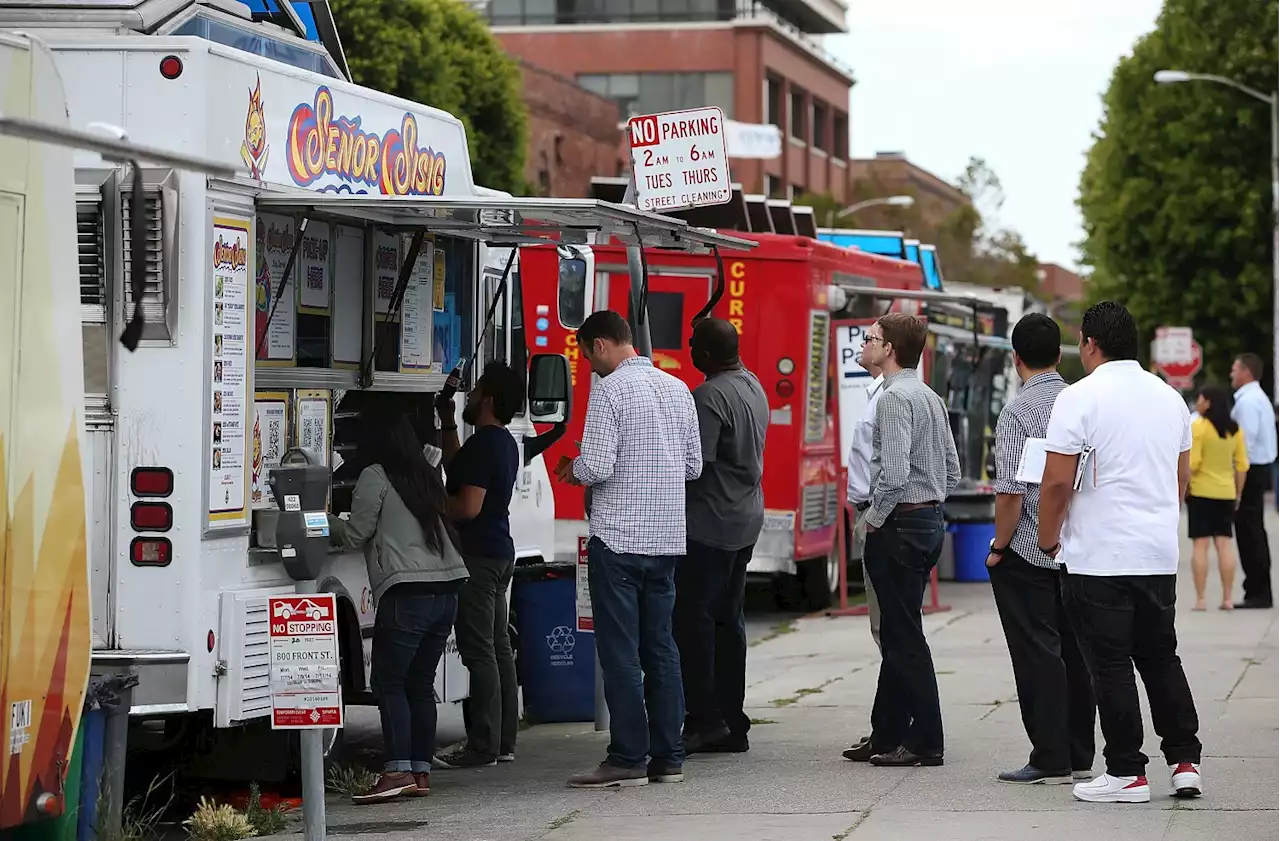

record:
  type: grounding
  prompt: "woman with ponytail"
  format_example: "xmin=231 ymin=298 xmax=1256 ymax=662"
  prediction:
xmin=1186 ymin=385 xmax=1248 ymax=611
xmin=333 ymin=409 xmax=468 ymax=803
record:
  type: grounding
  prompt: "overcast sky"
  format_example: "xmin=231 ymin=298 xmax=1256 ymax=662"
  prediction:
xmin=827 ymin=0 xmax=1164 ymax=270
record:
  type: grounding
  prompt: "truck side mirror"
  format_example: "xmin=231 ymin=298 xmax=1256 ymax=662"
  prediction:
xmin=528 ymin=353 xmax=572 ymax=424
xmin=556 ymin=244 xmax=594 ymax=329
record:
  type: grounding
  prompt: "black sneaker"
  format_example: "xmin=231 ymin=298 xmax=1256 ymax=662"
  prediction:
xmin=869 ymin=746 xmax=944 ymax=767
xmin=433 ymin=748 xmax=497 ymax=769
xmin=842 ymin=735 xmax=875 ymax=762
xmin=997 ymin=764 xmax=1072 ymax=785
xmin=682 ymin=724 xmax=732 ymax=755
xmin=702 ymin=733 xmax=749 ymax=753
xmin=647 ymin=759 xmax=684 ymax=783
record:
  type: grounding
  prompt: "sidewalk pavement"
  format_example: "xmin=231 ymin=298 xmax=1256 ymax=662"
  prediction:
xmin=273 ymin=513 xmax=1278 ymax=841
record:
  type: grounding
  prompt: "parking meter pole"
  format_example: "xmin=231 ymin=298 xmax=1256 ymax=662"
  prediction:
xmin=296 ymin=578 xmax=327 ymax=841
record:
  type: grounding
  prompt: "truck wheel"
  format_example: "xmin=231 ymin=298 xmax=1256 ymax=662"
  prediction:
xmin=799 ymin=547 xmax=840 ymax=611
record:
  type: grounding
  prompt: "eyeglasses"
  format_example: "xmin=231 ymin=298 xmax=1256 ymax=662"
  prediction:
xmin=862 ymin=335 xmax=886 ymax=345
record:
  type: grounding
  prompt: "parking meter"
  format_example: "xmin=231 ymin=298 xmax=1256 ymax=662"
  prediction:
xmin=268 ymin=447 xmax=331 ymax=581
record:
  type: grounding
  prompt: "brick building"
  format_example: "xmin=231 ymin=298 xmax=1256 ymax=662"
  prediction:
xmin=848 ymin=151 xmax=971 ymax=230
xmin=1036 ymin=262 xmax=1085 ymax=304
xmin=484 ymin=0 xmax=856 ymax=201
xmin=519 ymin=60 xmax=624 ymax=197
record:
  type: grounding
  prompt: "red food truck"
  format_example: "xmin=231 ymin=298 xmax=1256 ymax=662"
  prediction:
xmin=520 ymin=195 xmax=934 ymax=609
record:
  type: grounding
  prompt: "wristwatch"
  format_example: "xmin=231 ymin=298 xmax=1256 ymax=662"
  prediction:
xmin=988 ymin=539 xmax=1007 ymax=557
xmin=1039 ymin=543 xmax=1061 ymax=556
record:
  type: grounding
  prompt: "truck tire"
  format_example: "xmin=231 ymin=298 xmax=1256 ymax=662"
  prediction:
xmin=800 ymin=547 xmax=840 ymax=611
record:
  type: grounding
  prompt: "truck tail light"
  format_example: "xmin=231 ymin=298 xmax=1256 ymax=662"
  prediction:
xmin=776 ymin=379 xmax=795 ymax=398
xmin=130 ymin=501 xmax=173 ymax=532
xmin=131 ymin=466 xmax=174 ymax=497
xmin=131 ymin=537 xmax=172 ymax=566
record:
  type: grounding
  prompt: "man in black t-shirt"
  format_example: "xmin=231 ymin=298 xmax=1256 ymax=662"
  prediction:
xmin=434 ymin=361 xmax=523 ymax=769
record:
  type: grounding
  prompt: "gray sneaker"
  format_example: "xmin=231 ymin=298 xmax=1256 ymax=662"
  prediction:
xmin=566 ymin=762 xmax=649 ymax=788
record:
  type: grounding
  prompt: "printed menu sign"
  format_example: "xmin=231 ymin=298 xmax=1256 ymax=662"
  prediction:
xmin=332 ymin=225 xmax=364 ymax=368
xmin=374 ymin=231 xmax=399 ymax=316
xmin=295 ymin=390 xmax=331 ymax=467
xmin=400 ymin=238 xmax=435 ymax=372
xmin=256 ymin=213 xmax=298 ymax=362
xmin=299 ymin=222 xmax=331 ymax=313
xmin=210 ymin=216 xmax=252 ymax=525
xmin=252 ymin=393 xmax=289 ymax=510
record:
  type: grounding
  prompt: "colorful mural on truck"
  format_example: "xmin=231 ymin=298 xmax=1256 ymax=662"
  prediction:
xmin=0 ymin=34 xmax=92 ymax=830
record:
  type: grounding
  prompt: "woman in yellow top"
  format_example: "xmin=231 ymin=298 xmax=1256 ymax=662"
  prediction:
xmin=1187 ymin=385 xmax=1249 ymax=611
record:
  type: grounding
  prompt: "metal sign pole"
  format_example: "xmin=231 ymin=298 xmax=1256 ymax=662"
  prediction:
xmin=295 ymin=579 xmax=327 ymax=841
xmin=621 ymin=174 xmax=654 ymax=358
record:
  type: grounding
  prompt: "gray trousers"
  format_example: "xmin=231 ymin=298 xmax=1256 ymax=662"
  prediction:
xmin=854 ymin=511 xmax=882 ymax=652
xmin=456 ymin=554 xmax=519 ymax=757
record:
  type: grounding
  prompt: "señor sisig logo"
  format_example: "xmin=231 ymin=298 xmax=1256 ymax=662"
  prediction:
xmin=286 ymin=87 xmax=448 ymax=196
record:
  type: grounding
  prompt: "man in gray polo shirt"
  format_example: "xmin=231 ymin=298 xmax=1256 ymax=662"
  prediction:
xmin=675 ymin=318 xmax=769 ymax=755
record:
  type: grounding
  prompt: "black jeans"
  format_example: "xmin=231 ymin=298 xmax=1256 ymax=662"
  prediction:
xmin=674 ymin=541 xmax=753 ymax=738
xmin=456 ymin=555 xmax=518 ymax=757
xmin=864 ymin=506 xmax=945 ymax=756
xmin=371 ymin=584 xmax=459 ymax=773
xmin=1235 ymin=463 xmax=1274 ymax=605
xmin=1063 ymin=573 xmax=1201 ymax=777
xmin=989 ymin=552 xmax=1096 ymax=772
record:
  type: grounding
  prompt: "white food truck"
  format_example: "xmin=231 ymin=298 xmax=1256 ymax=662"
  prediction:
xmin=4 ymin=0 xmax=750 ymax=777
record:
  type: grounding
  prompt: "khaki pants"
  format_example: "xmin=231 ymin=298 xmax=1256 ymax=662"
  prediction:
xmin=853 ymin=511 xmax=882 ymax=652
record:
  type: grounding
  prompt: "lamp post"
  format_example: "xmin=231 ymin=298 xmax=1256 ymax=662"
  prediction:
xmin=1154 ymin=69 xmax=1279 ymax=396
xmin=826 ymin=194 xmax=915 ymax=228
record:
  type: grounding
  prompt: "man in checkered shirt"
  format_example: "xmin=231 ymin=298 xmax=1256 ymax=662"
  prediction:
xmin=553 ymin=310 xmax=702 ymax=789
xmin=986 ymin=313 xmax=1096 ymax=786
xmin=850 ymin=312 xmax=959 ymax=769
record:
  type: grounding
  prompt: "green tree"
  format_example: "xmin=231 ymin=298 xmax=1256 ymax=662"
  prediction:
xmin=330 ymin=0 xmax=528 ymax=192
xmin=1079 ymin=0 xmax=1278 ymax=382
xmin=949 ymin=157 xmax=1042 ymax=293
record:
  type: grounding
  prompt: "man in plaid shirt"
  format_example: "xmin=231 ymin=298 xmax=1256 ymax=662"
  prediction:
xmin=553 ymin=310 xmax=702 ymax=788
xmin=987 ymin=313 xmax=1096 ymax=786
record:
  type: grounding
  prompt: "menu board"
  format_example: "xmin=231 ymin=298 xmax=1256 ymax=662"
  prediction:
xmin=210 ymin=216 xmax=252 ymax=525
xmin=374 ymin=231 xmax=399 ymax=316
xmin=256 ymin=213 xmax=298 ymax=362
xmin=295 ymin=389 xmax=332 ymax=467
xmin=400 ymin=238 xmax=435 ymax=373
xmin=433 ymin=248 xmax=446 ymax=312
xmin=332 ymin=225 xmax=364 ymax=368
xmin=299 ymin=222 xmax=331 ymax=314
xmin=251 ymin=392 xmax=289 ymax=510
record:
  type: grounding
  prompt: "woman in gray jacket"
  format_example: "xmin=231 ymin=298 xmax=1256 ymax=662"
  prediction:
xmin=333 ymin=410 xmax=469 ymax=803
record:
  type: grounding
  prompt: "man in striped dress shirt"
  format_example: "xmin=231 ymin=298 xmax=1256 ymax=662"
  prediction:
xmin=554 ymin=310 xmax=703 ymax=789
xmin=987 ymin=313 xmax=1096 ymax=785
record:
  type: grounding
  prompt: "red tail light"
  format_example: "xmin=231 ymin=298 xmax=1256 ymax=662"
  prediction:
xmin=131 ymin=467 xmax=174 ymax=497
xmin=131 ymin=537 xmax=172 ymax=566
xmin=776 ymin=379 xmax=795 ymax=398
xmin=130 ymin=501 xmax=173 ymax=532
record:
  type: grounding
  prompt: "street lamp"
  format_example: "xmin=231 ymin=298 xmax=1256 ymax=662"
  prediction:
xmin=1154 ymin=69 xmax=1279 ymax=395
xmin=828 ymin=194 xmax=914 ymax=227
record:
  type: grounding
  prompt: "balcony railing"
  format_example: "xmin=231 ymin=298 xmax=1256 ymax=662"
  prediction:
xmin=483 ymin=0 xmax=854 ymax=80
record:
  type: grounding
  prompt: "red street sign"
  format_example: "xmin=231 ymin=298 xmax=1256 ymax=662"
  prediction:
xmin=1155 ymin=339 xmax=1203 ymax=390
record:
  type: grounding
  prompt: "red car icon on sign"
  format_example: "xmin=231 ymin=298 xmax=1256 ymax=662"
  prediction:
xmin=274 ymin=599 xmax=328 ymax=621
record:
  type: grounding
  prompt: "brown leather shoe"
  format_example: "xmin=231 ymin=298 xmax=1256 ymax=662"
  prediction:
xmin=409 ymin=773 xmax=431 ymax=796
xmin=351 ymin=772 xmax=417 ymax=804
xmin=566 ymin=762 xmax=649 ymax=788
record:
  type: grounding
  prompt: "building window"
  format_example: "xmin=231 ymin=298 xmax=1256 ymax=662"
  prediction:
xmin=765 ymin=75 xmax=783 ymax=128
xmin=789 ymin=87 xmax=806 ymax=142
xmin=764 ymin=174 xmax=781 ymax=197
xmin=812 ymin=99 xmax=828 ymax=153
xmin=577 ymin=72 xmax=733 ymax=118
xmin=505 ymin=0 xmax=731 ymax=23
xmin=833 ymin=112 xmax=848 ymax=160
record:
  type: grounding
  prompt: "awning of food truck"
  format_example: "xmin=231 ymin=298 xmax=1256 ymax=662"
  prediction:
xmin=254 ymin=195 xmax=757 ymax=253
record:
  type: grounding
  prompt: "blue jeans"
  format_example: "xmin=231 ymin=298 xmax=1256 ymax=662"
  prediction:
xmin=587 ymin=537 xmax=685 ymax=769
xmin=864 ymin=506 xmax=946 ymax=756
xmin=371 ymin=584 xmax=458 ymax=773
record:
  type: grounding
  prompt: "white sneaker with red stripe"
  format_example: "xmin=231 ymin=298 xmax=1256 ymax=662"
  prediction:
xmin=1169 ymin=762 xmax=1203 ymax=798
xmin=1072 ymin=773 xmax=1151 ymax=803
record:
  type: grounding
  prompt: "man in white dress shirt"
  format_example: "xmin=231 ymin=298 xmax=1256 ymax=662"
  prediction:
xmin=1229 ymin=352 xmax=1277 ymax=609
xmin=841 ymin=333 xmax=885 ymax=763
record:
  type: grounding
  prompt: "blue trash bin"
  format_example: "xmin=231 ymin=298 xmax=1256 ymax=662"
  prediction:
xmin=952 ymin=521 xmax=996 ymax=583
xmin=511 ymin=565 xmax=597 ymax=724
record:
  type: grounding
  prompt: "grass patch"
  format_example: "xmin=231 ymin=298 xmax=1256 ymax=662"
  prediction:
xmin=750 ymin=620 xmax=799 ymax=648
xmin=547 ymin=809 xmax=583 ymax=831
xmin=325 ymin=762 xmax=376 ymax=797
xmin=245 ymin=782 xmax=290 ymax=836
xmin=770 ymin=697 xmax=798 ymax=708
xmin=98 ymin=772 xmax=173 ymax=841
xmin=748 ymin=718 xmax=778 ymax=725
xmin=935 ymin=670 xmax=955 ymax=675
